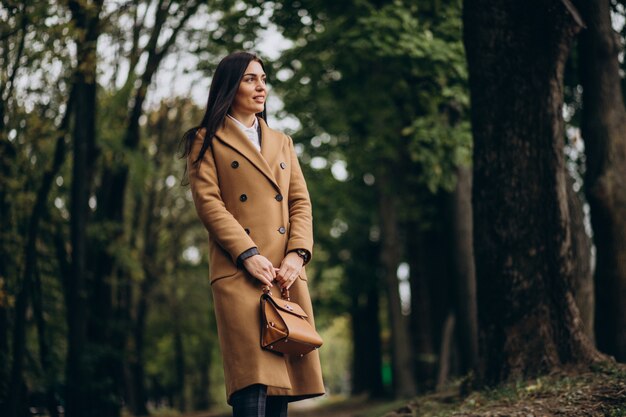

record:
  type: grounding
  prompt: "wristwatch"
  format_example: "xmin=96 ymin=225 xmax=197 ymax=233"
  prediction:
xmin=294 ymin=249 xmax=309 ymax=263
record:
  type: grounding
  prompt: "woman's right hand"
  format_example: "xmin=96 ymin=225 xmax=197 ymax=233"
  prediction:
xmin=242 ymin=254 xmax=276 ymax=287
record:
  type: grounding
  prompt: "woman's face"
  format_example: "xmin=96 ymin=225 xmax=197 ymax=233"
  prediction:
xmin=231 ymin=60 xmax=266 ymax=118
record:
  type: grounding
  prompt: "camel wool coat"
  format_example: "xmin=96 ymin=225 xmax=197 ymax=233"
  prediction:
xmin=187 ymin=116 xmax=325 ymax=404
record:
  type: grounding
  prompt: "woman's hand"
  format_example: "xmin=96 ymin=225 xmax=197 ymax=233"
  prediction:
xmin=243 ymin=254 xmax=276 ymax=287
xmin=275 ymin=252 xmax=304 ymax=290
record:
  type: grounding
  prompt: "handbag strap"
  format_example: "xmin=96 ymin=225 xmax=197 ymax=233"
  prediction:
xmin=262 ymin=285 xmax=291 ymax=301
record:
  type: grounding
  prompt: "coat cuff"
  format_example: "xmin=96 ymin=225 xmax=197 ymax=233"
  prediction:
xmin=288 ymin=248 xmax=311 ymax=266
xmin=237 ymin=247 xmax=260 ymax=266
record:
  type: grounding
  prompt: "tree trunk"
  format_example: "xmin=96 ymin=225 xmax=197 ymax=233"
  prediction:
xmin=447 ymin=166 xmax=479 ymax=374
xmin=566 ymin=175 xmax=595 ymax=342
xmin=66 ymin=1 xmax=102 ymax=415
xmin=173 ymin=305 xmax=187 ymax=412
xmin=436 ymin=312 xmax=455 ymax=391
xmin=407 ymin=226 xmax=436 ymax=391
xmin=350 ymin=282 xmax=384 ymax=397
xmin=577 ymin=0 xmax=626 ymax=362
xmin=33 ymin=268 xmax=60 ymax=417
xmin=464 ymin=0 xmax=602 ymax=383
xmin=378 ymin=175 xmax=417 ymax=397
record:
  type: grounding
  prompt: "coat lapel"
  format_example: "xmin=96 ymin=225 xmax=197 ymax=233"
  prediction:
xmin=215 ymin=117 xmax=280 ymax=191
xmin=259 ymin=118 xmax=282 ymax=171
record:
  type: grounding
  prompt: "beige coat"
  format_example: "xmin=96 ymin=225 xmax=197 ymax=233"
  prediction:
xmin=187 ymin=116 xmax=324 ymax=403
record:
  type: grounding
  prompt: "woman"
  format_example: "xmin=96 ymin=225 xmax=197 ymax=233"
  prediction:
xmin=181 ymin=51 xmax=324 ymax=416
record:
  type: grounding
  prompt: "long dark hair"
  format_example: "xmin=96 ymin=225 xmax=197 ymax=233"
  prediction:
xmin=180 ymin=51 xmax=267 ymax=177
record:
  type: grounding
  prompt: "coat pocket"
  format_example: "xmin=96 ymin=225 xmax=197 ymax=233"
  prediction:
xmin=209 ymin=242 xmax=240 ymax=284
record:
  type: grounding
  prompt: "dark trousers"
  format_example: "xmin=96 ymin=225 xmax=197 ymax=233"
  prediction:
xmin=231 ymin=384 xmax=288 ymax=417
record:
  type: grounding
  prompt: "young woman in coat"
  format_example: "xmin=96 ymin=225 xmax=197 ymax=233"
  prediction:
xmin=181 ymin=51 xmax=324 ymax=416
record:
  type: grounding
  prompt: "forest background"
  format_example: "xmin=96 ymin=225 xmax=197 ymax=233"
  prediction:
xmin=1 ymin=0 xmax=626 ymax=416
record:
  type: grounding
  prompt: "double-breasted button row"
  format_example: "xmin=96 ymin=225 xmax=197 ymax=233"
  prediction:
xmin=234 ymin=159 xmax=285 ymax=170
xmin=240 ymin=194 xmax=283 ymax=202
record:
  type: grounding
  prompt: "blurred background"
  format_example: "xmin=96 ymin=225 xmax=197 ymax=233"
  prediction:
xmin=1 ymin=0 xmax=625 ymax=416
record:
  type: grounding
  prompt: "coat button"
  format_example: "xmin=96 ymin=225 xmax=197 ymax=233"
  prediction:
xmin=231 ymin=161 xmax=239 ymax=168
xmin=278 ymin=226 xmax=286 ymax=234
xmin=245 ymin=228 xmax=250 ymax=234
xmin=240 ymin=194 xmax=247 ymax=202
xmin=275 ymin=194 xmax=283 ymax=202
xmin=280 ymin=162 xmax=286 ymax=169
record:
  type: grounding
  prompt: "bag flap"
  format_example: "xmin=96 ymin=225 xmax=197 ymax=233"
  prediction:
xmin=262 ymin=293 xmax=309 ymax=318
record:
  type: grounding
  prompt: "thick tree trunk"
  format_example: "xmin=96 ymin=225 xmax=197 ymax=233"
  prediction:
xmin=464 ymin=0 xmax=602 ymax=383
xmin=447 ymin=166 xmax=478 ymax=374
xmin=350 ymin=283 xmax=384 ymax=397
xmin=566 ymin=175 xmax=595 ymax=342
xmin=346 ymin=221 xmax=384 ymax=397
xmin=378 ymin=175 xmax=417 ymax=397
xmin=66 ymin=1 xmax=102 ymax=415
xmin=577 ymin=0 xmax=626 ymax=362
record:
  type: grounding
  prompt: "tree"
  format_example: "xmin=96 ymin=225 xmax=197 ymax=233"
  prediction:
xmin=272 ymin=0 xmax=472 ymax=396
xmin=577 ymin=0 xmax=626 ymax=362
xmin=65 ymin=1 xmax=103 ymax=416
xmin=464 ymin=0 xmax=603 ymax=383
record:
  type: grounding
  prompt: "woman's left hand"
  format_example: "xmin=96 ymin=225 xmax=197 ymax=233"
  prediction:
xmin=275 ymin=252 xmax=304 ymax=289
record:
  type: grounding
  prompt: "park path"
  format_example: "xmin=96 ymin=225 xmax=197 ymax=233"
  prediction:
xmin=180 ymin=396 xmax=385 ymax=417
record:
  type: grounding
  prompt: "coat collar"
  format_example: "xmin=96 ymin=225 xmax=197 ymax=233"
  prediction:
xmin=215 ymin=116 xmax=281 ymax=190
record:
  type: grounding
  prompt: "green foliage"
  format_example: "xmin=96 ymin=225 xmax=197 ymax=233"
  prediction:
xmin=0 ymin=0 xmax=478 ymax=410
xmin=403 ymin=118 xmax=472 ymax=193
xmin=269 ymin=0 xmax=471 ymax=396
xmin=318 ymin=315 xmax=352 ymax=395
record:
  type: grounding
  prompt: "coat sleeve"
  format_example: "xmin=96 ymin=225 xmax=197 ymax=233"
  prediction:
xmin=285 ymin=135 xmax=314 ymax=259
xmin=188 ymin=129 xmax=257 ymax=264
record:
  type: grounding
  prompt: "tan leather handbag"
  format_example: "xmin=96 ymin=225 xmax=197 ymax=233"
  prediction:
xmin=260 ymin=286 xmax=323 ymax=356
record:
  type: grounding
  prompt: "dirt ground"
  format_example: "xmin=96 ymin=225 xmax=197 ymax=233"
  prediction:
xmin=382 ymin=363 xmax=626 ymax=417
xmin=183 ymin=362 xmax=626 ymax=417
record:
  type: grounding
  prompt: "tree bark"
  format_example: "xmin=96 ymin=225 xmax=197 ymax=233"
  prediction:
xmin=464 ymin=0 xmax=602 ymax=383
xmin=32 ymin=268 xmax=60 ymax=417
xmin=447 ymin=166 xmax=479 ymax=374
xmin=566 ymin=175 xmax=595 ymax=342
xmin=577 ymin=0 xmax=626 ymax=362
xmin=350 ymin=282 xmax=384 ymax=397
xmin=66 ymin=1 xmax=102 ymax=415
xmin=436 ymin=312 xmax=455 ymax=391
xmin=378 ymin=174 xmax=417 ymax=397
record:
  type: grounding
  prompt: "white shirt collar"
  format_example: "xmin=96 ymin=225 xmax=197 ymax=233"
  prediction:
xmin=228 ymin=114 xmax=258 ymax=132
xmin=227 ymin=114 xmax=261 ymax=151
